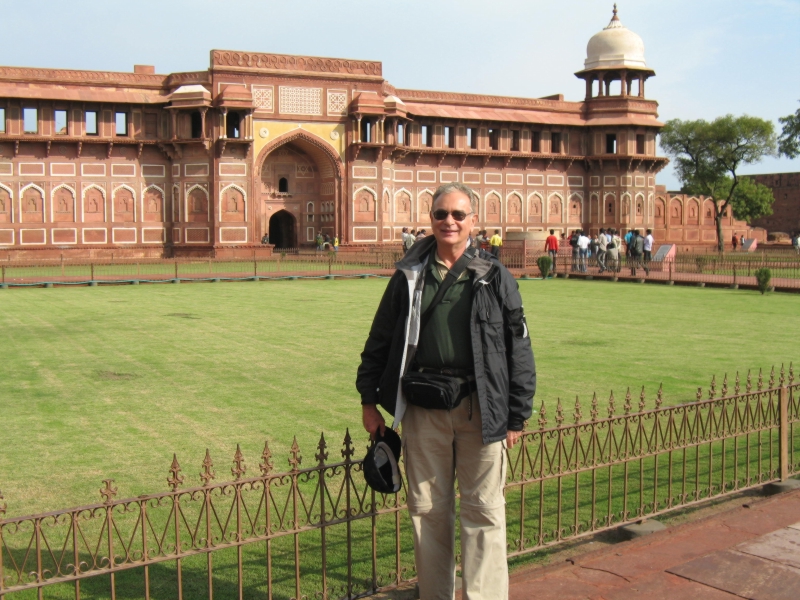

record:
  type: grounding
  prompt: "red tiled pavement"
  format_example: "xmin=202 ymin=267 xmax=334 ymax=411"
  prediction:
xmin=508 ymin=488 xmax=800 ymax=600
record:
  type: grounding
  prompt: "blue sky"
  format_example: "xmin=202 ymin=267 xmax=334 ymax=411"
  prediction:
xmin=3 ymin=0 xmax=798 ymax=189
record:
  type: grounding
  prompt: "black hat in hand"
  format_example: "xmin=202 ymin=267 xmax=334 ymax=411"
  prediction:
xmin=363 ymin=428 xmax=402 ymax=494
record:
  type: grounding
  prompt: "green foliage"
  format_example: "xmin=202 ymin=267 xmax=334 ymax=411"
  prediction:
xmin=728 ymin=178 xmax=775 ymax=223
xmin=754 ymin=267 xmax=772 ymax=295
xmin=778 ymin=101 xmax=800 ymax=159
xmin=536 ymin=255 xmax=552 ymax=278
xmin=660 ymin=115 xmax=778 ymax=250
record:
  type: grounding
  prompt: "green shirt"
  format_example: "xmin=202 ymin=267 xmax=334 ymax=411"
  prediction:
xmin=414 ymin=252 xmax=474 ymax=371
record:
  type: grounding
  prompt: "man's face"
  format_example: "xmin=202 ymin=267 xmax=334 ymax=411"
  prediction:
xmin=430 ymin=191 xmax=478 ymax=250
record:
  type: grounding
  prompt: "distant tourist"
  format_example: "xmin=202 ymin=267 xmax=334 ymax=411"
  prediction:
xmin=489 ymin=229 xmax=503 ymax=256
xmin=644 ymin=229 xmax=654 ymax=265
xmin=629 ymin=229 xmax=648 ymax=276
xmin=597 ymin=228 xmax=608 ymax=272
xmin=732 ymin=232 xmax=739 ymax=251
xmin=577 ymin=230 xmax=590 ymax=273
xmin=333 ymin=234 xmax=339 ymax=252
xmin=793 ymin=232 xmax=800 ymax=255
xmin=544 ymin=229 xmax=559 ymax=276
xmin=315 ymin=231 xmax=324 ymax=251
xmin=569 ymin=230 xmax=580 ymax=271
xmin=606 ymin=229 xmax=620 ymax=273
xmin=416 ymin=229 xmax=427 ymax=241
xmin=401 ymin=227 xmax=413 ymax=253
xmin=624 ymin=229 xmax=634 ymax=258
xmin=261 ymin=233 xmax=270 ymax=245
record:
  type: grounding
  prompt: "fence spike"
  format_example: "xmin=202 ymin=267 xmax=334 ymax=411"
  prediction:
xmin=537 ymin=399 xmax=548 ymax=429
xmin=769 ymin=365 xmax=776 ymax=388
xmin=260 ymin=441 xmax=274 ymax=475
xmin=200 ymin=449 xmax=215 ymax=486
xmin=556 ymin=398 xmax=564 ymax=426
xmin=591 ymin=392 xmax=599 ymax=421
xmin=779 ymin=363 xmax=785 ymax=387
xmin=167 ymin=454 xmax=185 ymax=491
xmin=231 ymin=444 xmax=246 ymax=481
xmin=100 ymin=479 xmax=118 ymax=504
xmin=735 ymin=372 xmax=741 ymax=395
xmin=639 ymin=386 xmax=646 ymax=412
xmin=342 ymin=429 xmax=355 ymax=463
xmin=721 ymin=374 xmax=728 ymax=397
xmin=790 ymin=363 xmax=794 ymax=386
xmin=316 ymin=432 xmax=329 ymax=466
xmin=656 ymin=384 xmax=663 ymax=409
xmin=758 ymin=368 xmax=764 ymax=391
xmin=709 ymin=375 xmax=717 ymax=399
xmin=608 ymin=391 xmax=616 ymax=418
xmin=573 ymin=395 xmax=582 ymax=424
xmin=0 ymin=490 xmax=6 ymax=518
xmin=289 ymin=437 xmax=302 ymax=471
xmin=624 ymin=387 xmax=632 ymax=415
xmin=747 ymin=370 xmax=752 ymax=393
xmin=696 ymin=387 xmax=702 ymax=401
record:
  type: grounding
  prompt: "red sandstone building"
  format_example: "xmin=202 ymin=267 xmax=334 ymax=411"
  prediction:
xmin=0 ymin=8 xmax=759 ymax=258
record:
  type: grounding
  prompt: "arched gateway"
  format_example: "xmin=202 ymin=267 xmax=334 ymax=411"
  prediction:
xmin=254 ymin=131 xmax=343 ymax=247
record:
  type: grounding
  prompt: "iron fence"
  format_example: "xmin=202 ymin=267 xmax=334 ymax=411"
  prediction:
xmin=0 ymin=252 xmax=403 ymax=288
xmin=502 ymin=250 xmax=800 ymax=289
xmin=1 ymin=365 xmax=797 ymax=599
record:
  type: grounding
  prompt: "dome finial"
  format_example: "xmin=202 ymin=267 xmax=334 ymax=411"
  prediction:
xmin=613 ymin=4 xmax=618 ymax=19
xmin=606 ymin=3 xmax=623 ymax=29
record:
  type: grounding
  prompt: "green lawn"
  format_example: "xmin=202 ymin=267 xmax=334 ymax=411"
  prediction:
xmin=1 ymin=278 xmax=798 ymax=517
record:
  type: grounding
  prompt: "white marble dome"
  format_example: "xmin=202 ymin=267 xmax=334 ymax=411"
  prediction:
xmin=585 ymin=6 xmax=647 ymax=70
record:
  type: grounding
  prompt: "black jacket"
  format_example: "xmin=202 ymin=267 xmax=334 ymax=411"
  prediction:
xmin=356 ymin=236 xmax=536 ymax=444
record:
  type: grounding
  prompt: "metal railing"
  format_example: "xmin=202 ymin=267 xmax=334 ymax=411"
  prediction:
xmin=501 ymin=250 xmax=800 ymax=289
xmin=1 ymin=365 xmax=797 ymax=599
xmin=0 ymin=252 xmax=403 ymax=287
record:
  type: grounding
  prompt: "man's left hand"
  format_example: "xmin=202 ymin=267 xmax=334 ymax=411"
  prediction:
xmin=506 ymin=430 xmax=524 ymax=448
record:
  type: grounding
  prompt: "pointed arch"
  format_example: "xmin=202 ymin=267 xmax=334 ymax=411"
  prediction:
xmin=547 ymin=192 xmax=563 ymax=224
xmin=484 ymin=190 xmax=501 ymax=223
xmin=112 ymin=184 xmax=137 ymax=222
xmin=568 ymin=192 xmax=583 ymax=224
xmin=51 ymin=184 xmax=77 ymax=223
xmin=82 ymin=184 xmax=106 ymax=222
xmin=604 ymin=192 xmax=617 ymax=224
xmin=255 ymin=129 xmax=343 ymax=181
xmin=186 ymin=184 xmax=209 ymax=222
xmin=0 ymin=182 xmax=13 ymax=223
xmin=634 ymin=192 xmax=645 ymax=224
xmin=220 ymin=183 xmax=247 ymax=222
xmin=20 ymin=183 xmax=45 ymax=223
xmin=394 ymin=187 xmax=412 ymax=222
xmin=353 ymin=185 xmax=377 ymax=222
xmin=506 ymin=191 xmax=523 ymax=223
xmin=527 ymin=191 xmax=543 ymax=224
xmin=417 ymin=188 xmax=434 ymax=221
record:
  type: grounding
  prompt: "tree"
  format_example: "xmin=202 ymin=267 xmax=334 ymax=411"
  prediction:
xmin=778 ymin=101 xmax=800 ymax=158
xmin=660 ymin=115 xmax=777 ymax=251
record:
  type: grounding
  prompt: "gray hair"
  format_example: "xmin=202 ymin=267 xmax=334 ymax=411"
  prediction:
xmin=432 ymin=182 xmax=478 ymax=213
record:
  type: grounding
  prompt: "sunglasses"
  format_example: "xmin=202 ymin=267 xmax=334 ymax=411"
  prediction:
xmin=431 ymin=209 xmax=474 ymax=222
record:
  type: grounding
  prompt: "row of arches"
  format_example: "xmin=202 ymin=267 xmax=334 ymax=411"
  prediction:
xmin=654 ymin=197 xmax=726 ymax=227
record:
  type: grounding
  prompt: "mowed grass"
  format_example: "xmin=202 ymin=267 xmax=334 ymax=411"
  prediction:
xmin=1 ymin=278 xmax=798 ymax=517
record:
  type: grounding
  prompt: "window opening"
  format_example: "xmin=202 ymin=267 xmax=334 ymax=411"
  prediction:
xmin=488 ymin=129 xmax=498 ymax=151
xmin=23 ymin=108 xmax=38 ymax=134
xmin=191 ymin=111 xmax=203 ymax=139
xmin=445 ymin=126 xmax=455 ymax=148
xmin=551 ymin=132 xmax=561 ymax=154
xmin=467 ymin=127 xmax=477 ymax=149
xmin=278 ymin=177 xmax=289 ymax=193
xmin=606 ymin=133 xmax=617 ymax=154
xmin=0 ymin=108 xmax=5 ymax=133
xmin=115 ymin=112 xmax=128 ymax=136
xmin=636 ymin=134 xmax=645 ymax=155
xmin=397 ymin=123 xmax=405 ymax=145
xmin=511 ymin=130 xmax=520 ymax=152
xmin=85 ymin=111 xmax=98 ymax=135
xmin=532 ymin=131 xmax=541 ymax=152
xmin=226 ymin=112 xmax=241 ymax=139
xmin=362 ymin=120 xmax=372 ymax=143
xmin=421 ymin=125 xmax=430 ymax=147
xmin=54 ymin=110 xmax=68 ymax=135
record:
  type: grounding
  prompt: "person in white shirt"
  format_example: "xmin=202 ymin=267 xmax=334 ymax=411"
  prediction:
xmin=577 ymin=230 xmax=590 ymax=273
xmin=644 ymin=229 xmax=655 ymax=267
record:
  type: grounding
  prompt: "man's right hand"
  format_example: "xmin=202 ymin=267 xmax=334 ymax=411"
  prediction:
xmin=362 ymin=404 xmax=386 ymax=441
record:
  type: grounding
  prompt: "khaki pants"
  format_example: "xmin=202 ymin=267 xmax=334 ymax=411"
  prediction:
xmin=402 ymin=393 xmax=508 ymax=600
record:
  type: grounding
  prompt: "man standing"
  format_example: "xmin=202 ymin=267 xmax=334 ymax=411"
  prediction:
xmin=489 ymin=229 xmax=503 ymax=257
xmin=732 ymin=232 xmax=739 ymax=252
xmin=544 ymin=229 xmax=559 ymax=277
xmin=401 ymin=227 xmax=413 ymax=254
xmin=629 ymin=229 xmax=648 ymax=276
xmin=643 ymin=229 xmax=654 ymax=267
xmin=577 ymin=230 xmax=590 ymax=273
xmin=569 ymin=230 xmax=579 ymax=271
xmin=597 ymin=228 xmax=608 ymax=273
xmin=357 ymin=182 xmax=535 ymax=600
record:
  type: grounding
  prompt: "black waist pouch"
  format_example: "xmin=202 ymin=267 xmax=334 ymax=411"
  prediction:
xmin=402 ymin=371 xmax=464 ymax=410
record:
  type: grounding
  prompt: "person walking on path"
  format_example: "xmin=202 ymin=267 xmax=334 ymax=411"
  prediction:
xmin=629 ymin=229 xmax=648 ymax=276
xmin=544 ymin=229 xmax=559 ymax=277
xmin=732 ymin=232 xmax=739 ymax=252
xmin=569 ymin=230 xmax=579 ymax=272
xmin=608 ymin=229 xmax=622 ymax=273
xmin=357 ymin=182 xmax=535 ymax=600
xmin=489 ymin=229 xmax=503 ymax=257
xmin=577 ymin=230 xmax=590 ymax=273
xmin=315 ymin=231 xmax=324 ymax=252
xmin=597 ymin=228 xmax=608 ymax=273
xmin=643 ymin=229 xmax=654 ymax=267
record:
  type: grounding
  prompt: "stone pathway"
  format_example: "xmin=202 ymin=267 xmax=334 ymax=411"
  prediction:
xmin=509 ymin=489 xmax=800 ymax=600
